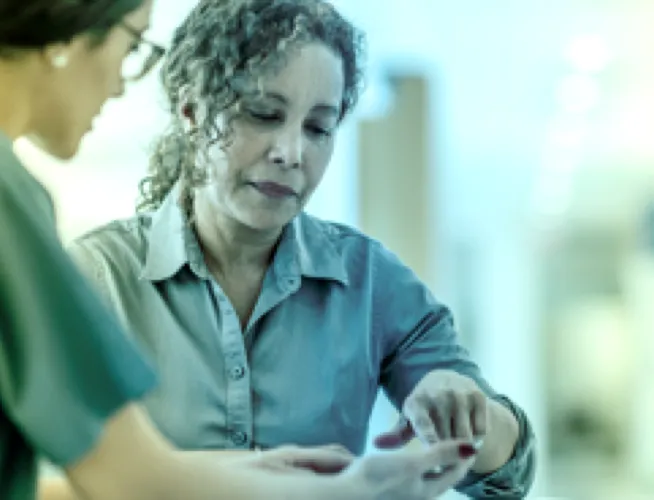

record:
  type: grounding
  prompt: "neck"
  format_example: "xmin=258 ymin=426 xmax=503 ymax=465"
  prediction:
xmin=193 ymin=194 xmax=282 ymax=276
xmin=0 ymin=58 xmax=34 ymax=140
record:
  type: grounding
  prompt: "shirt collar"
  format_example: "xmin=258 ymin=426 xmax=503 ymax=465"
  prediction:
xmin=140 ymin=183 xmax=205 ymax=281
xmin=273 ymin=213 xmax=349 ymax=286
xmin=141 ymin=186 xmax=349 ymax=286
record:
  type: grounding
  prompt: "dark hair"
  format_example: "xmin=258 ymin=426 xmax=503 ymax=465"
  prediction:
xmin=137 ymin=0 xmax=366 ymax=216
xmin=0 ymin=0 xmax=144 ymax=56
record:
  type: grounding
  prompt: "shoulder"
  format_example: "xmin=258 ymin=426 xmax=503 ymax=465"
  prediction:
xmin=298 ymin=212 xmax=379 ymax=252
xmin=69 ymin=213 xmax=154 ymax=272
xmin=297 ymin=212 xmax=406 ymax=274
xmin=0 ymin=149 xmax=56 ymax=229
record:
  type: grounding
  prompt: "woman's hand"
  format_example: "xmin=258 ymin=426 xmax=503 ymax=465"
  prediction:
xmin=340 ymin=440 xmax=477 ymax=499
xmin=374 ymin=369 xmax=519 ymax=474
xmin=234 ymin=441 xmax=477 ymax=499
xmin=240 ymin=444 xmax=354 ymax=475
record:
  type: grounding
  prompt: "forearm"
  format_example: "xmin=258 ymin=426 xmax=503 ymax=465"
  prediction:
xmin=67 ymin=405 xmax=359 ymax=500
xmin=38 ymin=477 xmax=80 ymax=500
xmin=161 ymin=450 xmax=358 ymax=500
xmin=40 ymin=450 xmax=255 ymax=500
xmin=71 ymin=447 xmax=358 ymax=500
xmin=472 ymin=399 xmax=519 ymax=474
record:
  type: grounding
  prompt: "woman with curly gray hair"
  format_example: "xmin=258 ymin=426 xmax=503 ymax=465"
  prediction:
xmin=70 ymin=0 xmax=536 ymax=498
xmin=0 ymin=0 xmax=477 ymax=499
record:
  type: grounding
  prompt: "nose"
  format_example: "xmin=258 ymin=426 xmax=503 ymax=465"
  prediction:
xmin=268 ymin=124 xmax=303 ymax=168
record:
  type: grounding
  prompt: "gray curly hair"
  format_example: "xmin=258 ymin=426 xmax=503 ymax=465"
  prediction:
xmin=137 ymin=0 xmax=366 ymax=216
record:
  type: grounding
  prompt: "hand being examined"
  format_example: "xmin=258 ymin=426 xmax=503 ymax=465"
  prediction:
xmin=247 ymin=440 xmax=480 ymax=499
xmin=374 ymin=369 xmax=519 ymax=474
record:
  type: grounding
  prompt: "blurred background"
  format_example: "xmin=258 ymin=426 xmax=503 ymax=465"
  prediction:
xmin=22 ymin=1 xmax=654 ymax=498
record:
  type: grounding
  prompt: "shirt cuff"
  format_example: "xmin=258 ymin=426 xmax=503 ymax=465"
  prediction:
xmin=456 ymin=395 xmax=537 ymax=498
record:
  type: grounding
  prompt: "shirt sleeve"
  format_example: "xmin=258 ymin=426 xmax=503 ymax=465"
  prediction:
xmin=0 ymin=186 xmax=157 ymax=467
xmin=373 ymin=243 xmax=536 ymax=498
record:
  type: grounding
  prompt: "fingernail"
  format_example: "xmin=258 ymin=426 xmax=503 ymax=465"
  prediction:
xmin=423 ymin=464 xmax=456 ymax=480
xmin=458 ymin=443 xmax=477 ymax=459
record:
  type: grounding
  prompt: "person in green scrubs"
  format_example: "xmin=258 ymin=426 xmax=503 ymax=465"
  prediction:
xmin=0 ymin=1 xmax=480 ymax=499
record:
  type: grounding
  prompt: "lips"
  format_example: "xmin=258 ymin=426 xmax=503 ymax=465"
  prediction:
xmin=250 ymin=181 xmax=298 ymax=198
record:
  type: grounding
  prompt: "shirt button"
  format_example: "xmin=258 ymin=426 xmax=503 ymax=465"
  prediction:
xmin=231 ymin=431 xmax=248 ymax=445
xmin=230 ymin=365 xmax=246 ymax=380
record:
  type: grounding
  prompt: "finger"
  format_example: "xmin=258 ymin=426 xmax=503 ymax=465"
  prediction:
xmin=470 ymin=391 xmax=489 ymax=437
xmin=280 ymin=443 xmax=353 ymax=460
xmin=318 ymin=444 xmax=354 ymax=463
xmin=422 ymin=462 xmax=458 ymax=480
xmin=316 ymin=443 xmax=354 ymax=458
xmin=289 ymin=447 xmax=354 ymax=474
xmin=373 ymin=415 xmax=415 ymax=449
xmin=430 ymin=406 xmax=450 ymax=440
xmin=452 ymin=394 xmax=473 ymax=440
xmin=404 ymin=397 xmax=440 ymax=444
xmin=423 ymin=459 xmax=473 ymax=498
xmin=260 ymin=461 xmax=318 ymax=475
xmin=431 ymin=392 xmax=455 ymax=440
xmin=254 ymin=447 xmax=321 ymax=475
xmin=418 ymin=441 xmax=477 ymax=496
xmin=418 ymin=440 xmax=478 ymax=472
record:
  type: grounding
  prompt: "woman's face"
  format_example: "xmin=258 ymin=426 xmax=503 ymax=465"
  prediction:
xmin=29 ymin=0 xmax=154 ymax=159
xmin=195 ymin=42 xmax=345 ymax=233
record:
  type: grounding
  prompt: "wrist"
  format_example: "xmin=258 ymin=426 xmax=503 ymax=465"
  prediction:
xmin=472 ymin=400 xmax=519 ymax=474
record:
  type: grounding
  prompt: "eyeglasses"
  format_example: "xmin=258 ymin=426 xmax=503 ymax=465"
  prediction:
xmin=120 ymin=22 xmax=166 ymax=81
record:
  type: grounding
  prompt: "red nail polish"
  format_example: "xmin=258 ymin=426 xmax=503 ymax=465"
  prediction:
xmin=458 ymin=443 xmax=477 ymax=459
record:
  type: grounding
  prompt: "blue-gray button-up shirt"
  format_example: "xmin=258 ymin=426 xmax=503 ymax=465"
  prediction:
xmin=69 ymin=187 xmax=535 ymax=497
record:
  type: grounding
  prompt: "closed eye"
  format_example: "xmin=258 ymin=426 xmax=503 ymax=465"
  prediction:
xmin=306 ymin=123 xmax=334 ymax=138
xmin=247 ymin=110 xmax=282 ymax=123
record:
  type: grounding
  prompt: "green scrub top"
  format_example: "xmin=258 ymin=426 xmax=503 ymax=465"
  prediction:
xmin=0 ymin=134 xmax=157 ymax=499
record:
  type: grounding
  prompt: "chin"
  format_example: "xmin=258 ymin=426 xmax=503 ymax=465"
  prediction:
xmin=248 ymin=219 xmax=289 ymax=232
xmin=233 ymin=202 xmax=296 ymax=231
xmin=241 ymin=212 xmax=294 ymax=232
xmin=52 ymin=143 xmax=80 ymax=161
xmin=28 ymin=132 xmax=81 ymax=161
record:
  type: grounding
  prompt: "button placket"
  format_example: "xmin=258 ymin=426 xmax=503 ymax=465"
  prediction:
xmin=230 ymin=365 xmax=246 ymax=380
xmin=213 ymin=283 xmax=253 ymax=450
xmin=231 ymin=430 xmax=248 ymax=446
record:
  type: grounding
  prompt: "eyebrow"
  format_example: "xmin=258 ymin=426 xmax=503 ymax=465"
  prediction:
xmin=265 ymin=92 xmax=340 ymax=117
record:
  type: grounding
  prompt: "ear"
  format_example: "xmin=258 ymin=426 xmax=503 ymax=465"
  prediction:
xmin=41 ymin=36 xmax=88 ymax=71
xmin=42 ymin=43 xmax=71 ymax=70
